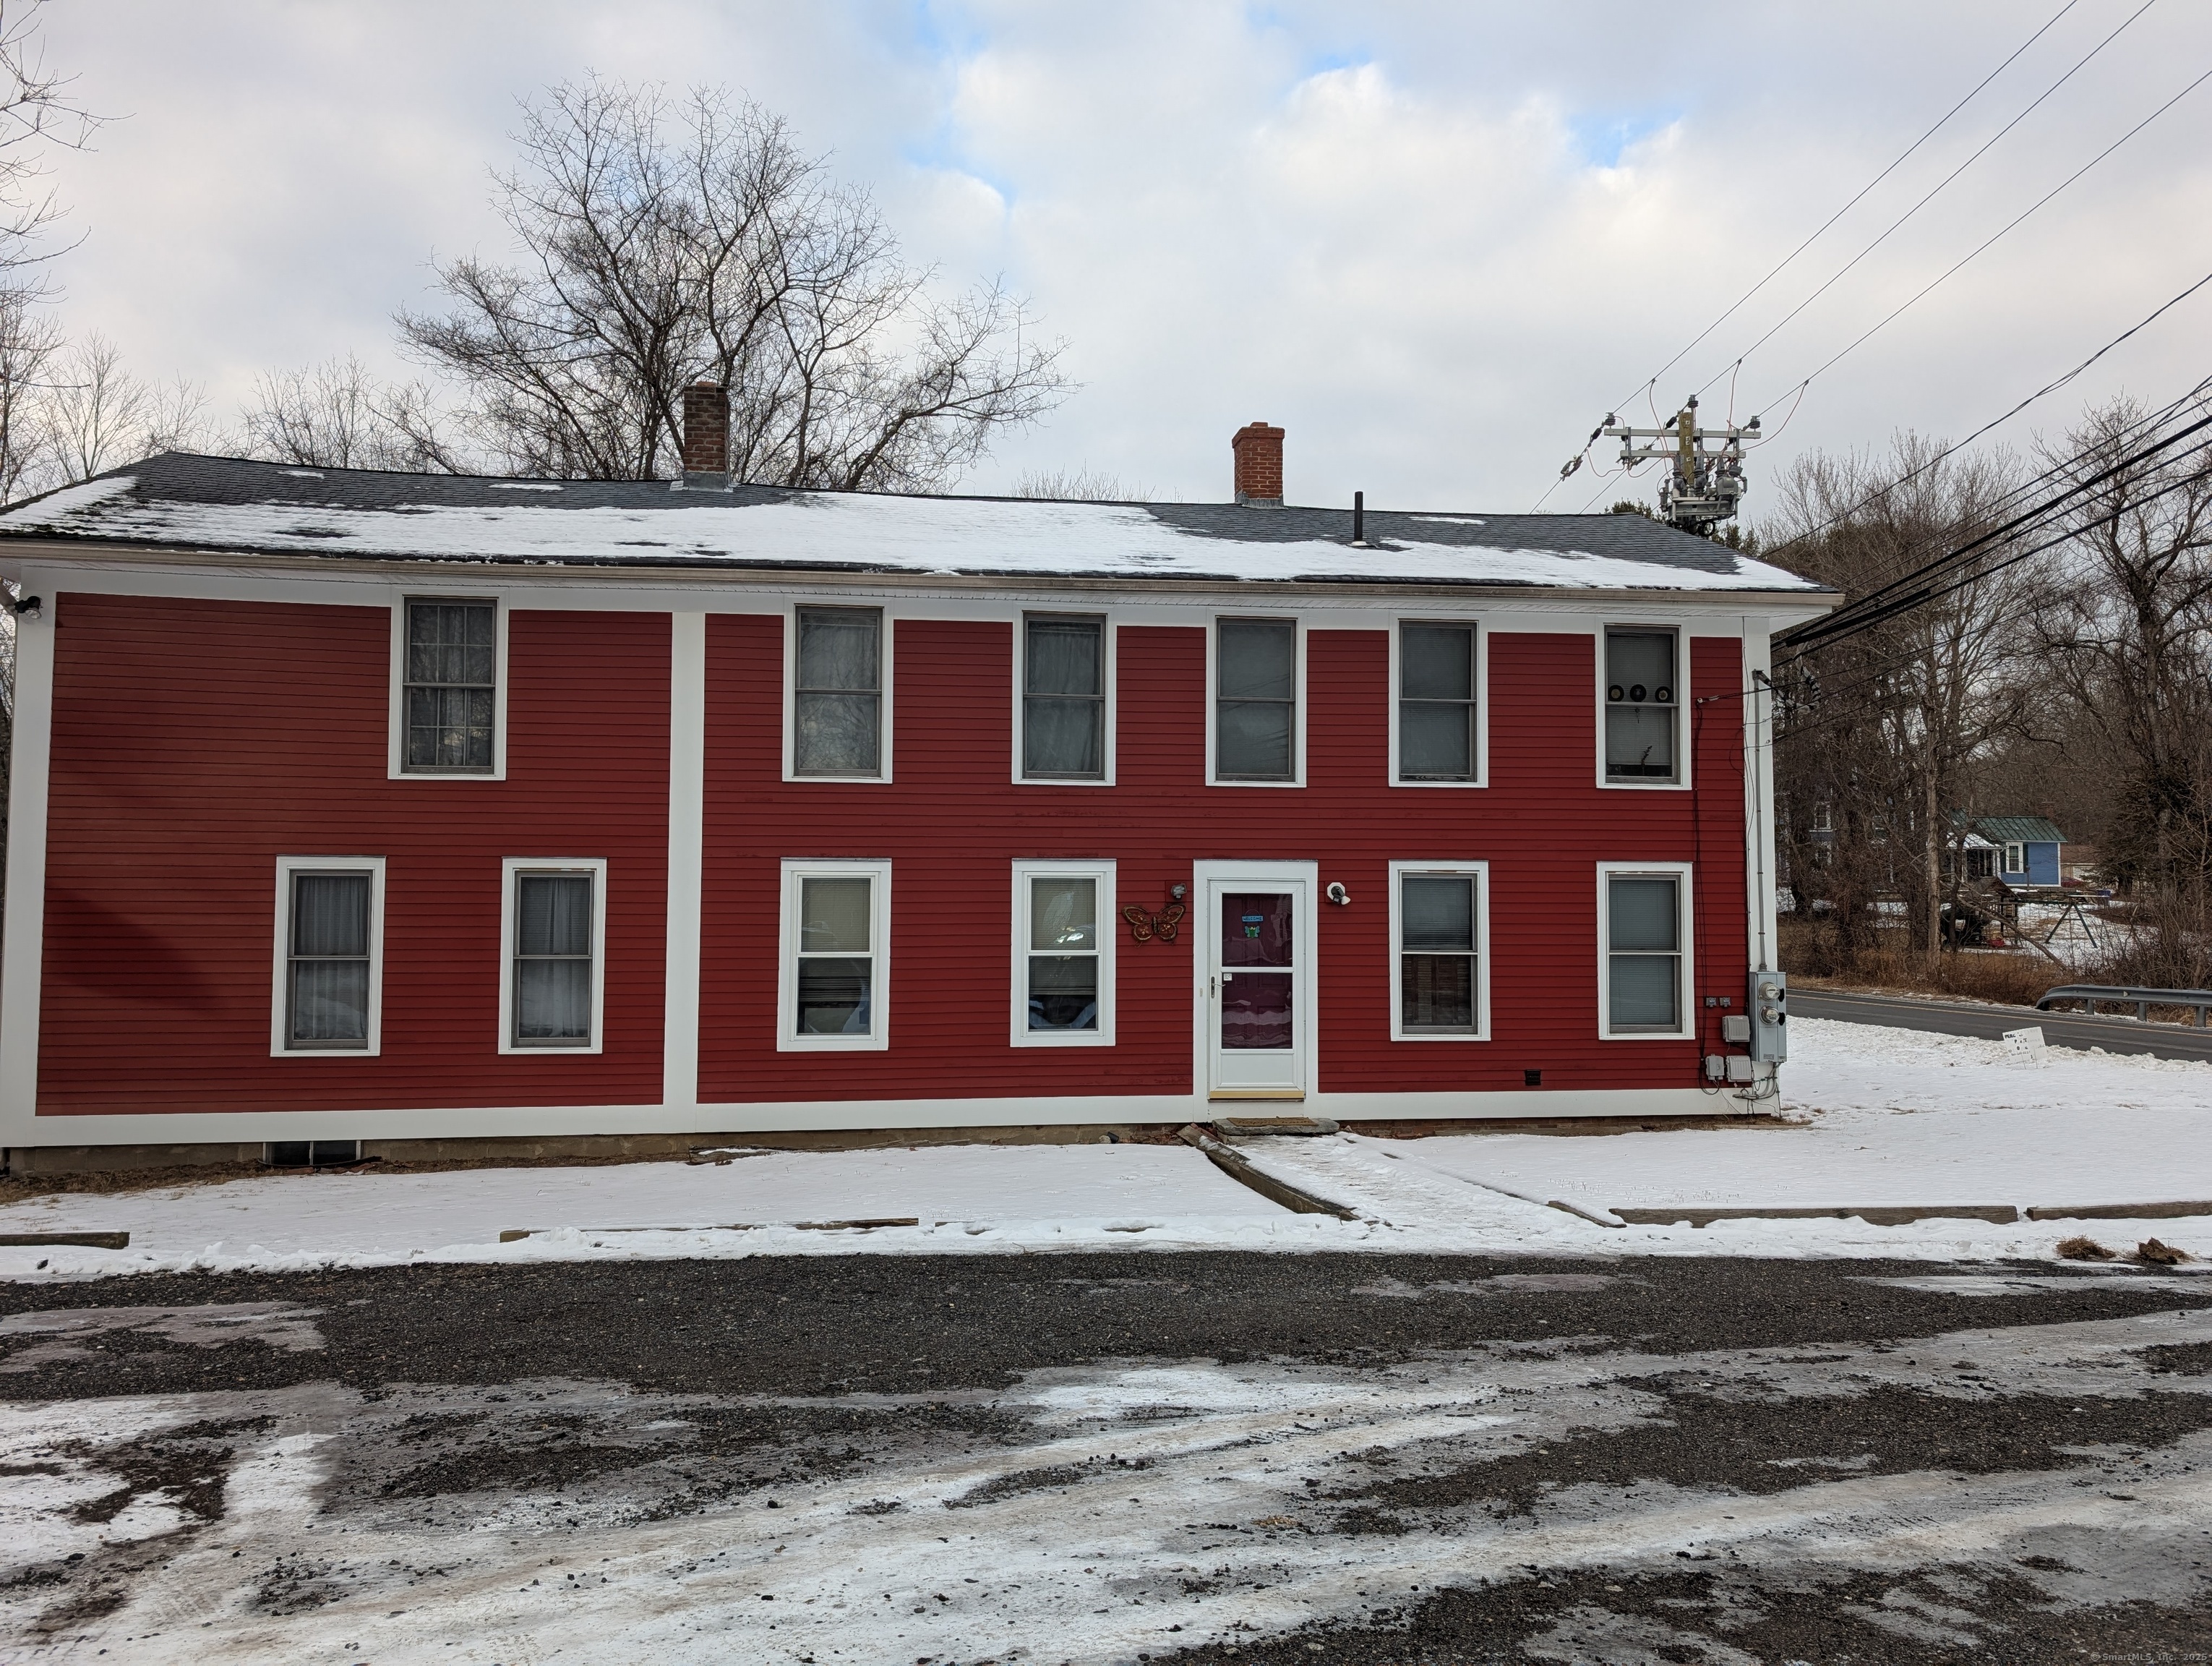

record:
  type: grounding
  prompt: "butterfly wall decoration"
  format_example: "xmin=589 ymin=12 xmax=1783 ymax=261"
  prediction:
xmin=1121 ymin=901 xmax=1186 ymax=944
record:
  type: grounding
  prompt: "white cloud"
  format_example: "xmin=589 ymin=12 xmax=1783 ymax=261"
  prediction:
xmin=28 ymin=0 xmax=2212 ymax=527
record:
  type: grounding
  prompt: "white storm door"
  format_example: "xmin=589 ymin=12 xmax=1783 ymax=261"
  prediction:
xmin=1203 ymin=867 xmax=1313 ymax=1098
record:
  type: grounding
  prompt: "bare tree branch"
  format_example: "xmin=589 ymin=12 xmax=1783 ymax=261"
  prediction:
xmin=395 ymin=77 xmax=1068 ymax=487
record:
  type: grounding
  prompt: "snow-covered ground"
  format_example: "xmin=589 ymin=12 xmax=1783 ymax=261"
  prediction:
xmin=8 ymin=1299 xmax=2209 ymax=1665
xmin=2 ymin=1017 xmax=2207 ymax=1280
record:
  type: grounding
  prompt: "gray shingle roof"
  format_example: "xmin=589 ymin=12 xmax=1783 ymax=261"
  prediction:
xmin=0 ymin=452 xmax=1830 ymax=596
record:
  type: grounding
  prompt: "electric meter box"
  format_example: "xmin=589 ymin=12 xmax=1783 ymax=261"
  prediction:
xmin=1749 ymin=968 xmax=1788 ymax=1063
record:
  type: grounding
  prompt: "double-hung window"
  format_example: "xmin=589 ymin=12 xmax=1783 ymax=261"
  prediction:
xmin=1214 ymin=617 xmax=1298 ymax=783
xmin=1599 ymin=864 xmax=1692 ymax=1038
xmin=1391 ymin=863 xmax=1487 ymax=1039
xmin=780 ymin=859 xmax=891 ymax=1050
xmin=1603 ymin=628 xmax=1679 ymax=784
xmin=1020 ymin=613 xmax=1108 ymax=781
xmin=500 ymin=860 xmax=606 ymax=1052
xmin=2003 ymin=841 xmax=2025 ymax=876
xmin=792 ymin=607 xmax=886 ymax=779
xmin=272 ymin=856 xmax=385 ymax=1055
xmin=402 ymin=599 xmax=498 ymax=774
xmin=1397 ymin=621 xmax=1480 ymax=783
xmin=1011 ymin=860 xmax=1115 ymax=1045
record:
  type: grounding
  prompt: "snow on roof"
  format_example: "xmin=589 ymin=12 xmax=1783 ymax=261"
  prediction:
xmin=0 ymin=453 xmax=1830 ymax=596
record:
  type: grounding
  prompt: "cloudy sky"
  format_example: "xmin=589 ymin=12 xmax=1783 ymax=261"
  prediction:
xmin=30 ymin=0 xmax=2212 ymax=516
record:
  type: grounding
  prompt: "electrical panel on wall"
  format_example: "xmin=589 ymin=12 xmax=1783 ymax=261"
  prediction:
xmin=1749 ymin=969 xmax=1788 ymax=1063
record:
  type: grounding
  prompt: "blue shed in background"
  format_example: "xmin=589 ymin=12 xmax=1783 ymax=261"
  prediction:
xmin=1958 ymin=815 xmax=2066 ymax=888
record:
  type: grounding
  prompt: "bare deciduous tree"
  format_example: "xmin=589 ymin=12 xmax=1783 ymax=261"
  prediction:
xmin=2028 ymin=395 xmax=2212 ymax=983
xmin=1011 ymin=468 xmax=1152 ymax=502
xmin=395 ymin=78 xmax=1068 ymax=487
xmin=1768 ymin=436 xmax=2038 ymax=970
xmin=35 ymin=330 xmax=207 ymax=482
xmin=241 ymin=354 xmax=459 ymax=473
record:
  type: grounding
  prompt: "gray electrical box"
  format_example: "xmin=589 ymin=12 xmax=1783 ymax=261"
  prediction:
xmin=1749 ymin=968 xmax=1788 ymax=1062
xmin=1720 ymin=1013 xmax=1752 ymax=1046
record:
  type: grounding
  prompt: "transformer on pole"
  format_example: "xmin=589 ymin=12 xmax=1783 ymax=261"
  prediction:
xmin=1602 ymin=396 xmax=1758 ymax=534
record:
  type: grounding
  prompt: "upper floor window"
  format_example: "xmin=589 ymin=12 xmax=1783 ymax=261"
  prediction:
xmin=1214 ymin=617 xmax=1298 ymax=784
xmin=1397 ymin=622 xmax=1479 ymax=783
xmin=403 ymin=599 xmax=497 ymax=773
xmin=1021 ymin=613 xmax=1107 ymax=781
xmin=500 ymin=859 xmax=606 ymax=1053
xmin=792 ymin=607 xmax=886 ymax=779
xmin=1603 ymin=628 xmax=1679 ymax=784
xmin=272 ymin=856 xmax=385 ymax=1056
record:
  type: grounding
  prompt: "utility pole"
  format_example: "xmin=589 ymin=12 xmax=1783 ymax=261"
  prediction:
xmin=1602 ymin=396 xmax=1759 ymax=534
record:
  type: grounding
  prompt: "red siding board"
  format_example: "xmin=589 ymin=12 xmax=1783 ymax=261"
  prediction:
xmin=696 ymin=618 xmax=1748 ymax=1105
xmin=36 ymin=594 xmax=1749 ymax=1119
xmin=37 ymin=594 xmax=669 ymax=1114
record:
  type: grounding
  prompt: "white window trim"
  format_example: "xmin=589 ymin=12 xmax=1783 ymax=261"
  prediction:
xmin=783 ymin=604 xmax=894 ymax=784
xmin=497 ymin=857 xmax=609 ymax=1055
xmin=1596 ymin=861 xmax=1696 ymax=1041
xmin=1011 ymin=612 xmax=1116 ymax=787
xmin=1010 ymin=858 xmax=1118 ymax=1047
xmin=388 ymin=595 xmax=509 ymax=781
xmin=270 ymin=855 xmax=387 ymax=1057
xmin=777 ymin=858 xmax=893 ymax=1052
xmin=1388 ymin=860 xmax=1491 ymax=1041
xmin=1389 ymin=618 xmax=1488 ymax=788
xmin=1595 ymin=623 xmax=1689 ymax=793
xmin=2004 ymin=842 xmax=2026 ymax=874
xmin=1205 ymin=615 xmax=1307 ymax=788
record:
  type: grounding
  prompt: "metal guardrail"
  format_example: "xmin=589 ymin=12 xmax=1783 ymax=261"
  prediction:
xmin=2037 ymin=983 xmax=2212 ymax=1028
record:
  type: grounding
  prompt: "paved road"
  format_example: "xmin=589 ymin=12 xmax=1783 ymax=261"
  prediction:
xmin=3 ymin=1252 xmax=2210 ymax=1663
xmin=1793 ymin=985 xmax=2212 ymax=1062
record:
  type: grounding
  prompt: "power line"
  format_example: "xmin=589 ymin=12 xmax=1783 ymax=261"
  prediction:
xmin=1533 ymin=0 xmax=2119 ymax=510
xmin=1747 ymin=273 xmax=2212 ymax=561
xmin=1781 ymin=404 xmax=2212 ymax=652
xmin=1694 ymin=0 xmax=2161 ymax=409
xmin=1741 ymin=55 xmax=2212 ymax=421
xmin=1756 ymin=430 xmax=2212 ymax=744
xmin=1619 ymin=1 xmax=2087 ymax=431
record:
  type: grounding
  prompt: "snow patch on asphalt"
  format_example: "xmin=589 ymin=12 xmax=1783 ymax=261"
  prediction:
xmin=3 ymin=1305 xmax=2207 ymax=1661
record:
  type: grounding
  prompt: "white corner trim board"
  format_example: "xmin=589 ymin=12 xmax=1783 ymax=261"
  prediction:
xmin=663 ymin=612 xmax=708 ymax=1111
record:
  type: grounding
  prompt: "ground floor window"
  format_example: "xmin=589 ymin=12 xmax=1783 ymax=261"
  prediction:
xmin=1011 ymin=860 xmax=1115 ymax=1045
xmin=1599 ymin=863 xmax=1692 ymax=1038
xmin=780 ymin=859 xmax=892 ymax=1050
xmin=500 ymin=859 xmax=607 ymax=1052
xmin=1390 ymin=862 xmax=1487 ymax=1039
xmin=273 ymin=856 xmax=385 ymax=1055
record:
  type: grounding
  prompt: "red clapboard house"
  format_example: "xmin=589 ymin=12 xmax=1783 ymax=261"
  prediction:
xmin=0 ymin=404 xmax=1834 ymax=1166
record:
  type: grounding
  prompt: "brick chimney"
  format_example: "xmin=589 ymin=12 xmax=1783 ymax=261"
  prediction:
xmin=681 ymin=380 xmax=729 ymax=487
xmin=1231 ymin=421 xmax=1284 ymax=506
